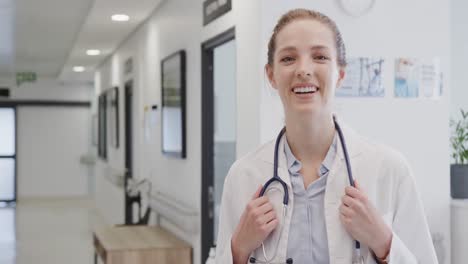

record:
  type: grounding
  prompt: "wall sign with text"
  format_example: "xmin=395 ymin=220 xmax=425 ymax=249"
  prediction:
xmin=203 ymin=0 xmax=231 ymax=26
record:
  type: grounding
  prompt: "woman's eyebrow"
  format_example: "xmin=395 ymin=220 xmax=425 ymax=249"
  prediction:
xmin=277 ymin=45 xmax=330 ymax=54
xmin=277 ymin=46 xmax=296 ymax=54
xmin=310 ymin=45 xmax=330 ymax=51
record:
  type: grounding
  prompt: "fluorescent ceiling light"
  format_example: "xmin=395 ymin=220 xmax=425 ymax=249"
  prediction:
xmin=73 ymin=66 xmax=85 ymax=72
xmin=111 ymin=14 xmax=130 ymax=22
xmin=86 ymin=49 xmax=101 ymax=56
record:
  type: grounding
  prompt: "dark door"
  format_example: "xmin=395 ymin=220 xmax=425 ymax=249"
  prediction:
xmin=201 ymin=27 xmax=236 ymax=263
xmin=124 ymin=80 xmax=134 ymax=224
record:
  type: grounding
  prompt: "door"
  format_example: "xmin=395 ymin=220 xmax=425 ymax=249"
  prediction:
xmin=124 ymin=80 xmax=134 ymax=224
xmin=201 ymin=27 xmax=236 ymax=262
xmin=0 ymin=107 xmax=16 ymax=203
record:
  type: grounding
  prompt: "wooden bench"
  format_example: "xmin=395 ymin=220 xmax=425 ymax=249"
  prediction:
xmin=93 ymin=225 xmax=192 ymax=264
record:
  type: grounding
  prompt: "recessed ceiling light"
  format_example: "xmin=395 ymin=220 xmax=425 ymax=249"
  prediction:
xmin=86 ymin=49 xmax=101 ymax=56
xmin=111 ymin=14 xmax=130 ymax=22
xmin=73 ymin=66 xmax=85 ymax=72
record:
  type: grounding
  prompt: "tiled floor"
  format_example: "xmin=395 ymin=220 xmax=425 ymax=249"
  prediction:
xmin=0 ymin=198 xmax=104 ymax=264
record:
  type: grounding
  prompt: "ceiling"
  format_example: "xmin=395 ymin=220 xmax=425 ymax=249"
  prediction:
xmin=0 ymin=0 xmax=164 ymax=85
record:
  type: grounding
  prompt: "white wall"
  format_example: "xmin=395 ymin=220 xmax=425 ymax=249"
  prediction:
xmin=9 ymin=78 xmax=92 ymax=101
xmin=259 ymin=1 xmax=451 ymax=263
xmin=450 ymin=0 xmax=468 ymax=121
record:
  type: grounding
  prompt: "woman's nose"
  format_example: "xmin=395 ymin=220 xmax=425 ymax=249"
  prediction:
xmin=296 ymin=60 xmax=313 ymax=79
xmin=297 ymin=69 xmax=312 ymax=79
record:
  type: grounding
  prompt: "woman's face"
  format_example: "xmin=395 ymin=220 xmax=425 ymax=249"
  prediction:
xmin=266 ymin=19 xmax=345 ymax=117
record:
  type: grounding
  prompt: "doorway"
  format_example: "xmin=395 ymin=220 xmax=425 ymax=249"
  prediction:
xmin=0 ymin=107 xmax=16 ymax=204
xmin=124 ymin=80 xmax=134 ymax=224
xmin=201 ymin=27 xmax=236 ymax=262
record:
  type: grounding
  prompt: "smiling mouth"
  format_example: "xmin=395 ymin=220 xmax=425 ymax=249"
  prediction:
xmin=292 ymin=86 xmax=319 ymax=94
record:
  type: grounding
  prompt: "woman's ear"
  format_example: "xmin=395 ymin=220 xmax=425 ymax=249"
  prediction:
xmin=336 ymin=67 xmax=346 ymax=89
xmin=265 ymin=64 xmax=277 ymax=89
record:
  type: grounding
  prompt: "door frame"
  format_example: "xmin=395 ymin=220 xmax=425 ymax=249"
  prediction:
xmin=201 ymin=27 xmax=235 ymax=263
xmin=124 ymin=80 xmax=134 ymax=224
xmin=0 ymin=105 xmax=17 ymax=204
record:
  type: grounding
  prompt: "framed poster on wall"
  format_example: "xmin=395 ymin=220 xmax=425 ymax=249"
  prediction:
xmin=161 ymin=50 xmax=186 ymax=158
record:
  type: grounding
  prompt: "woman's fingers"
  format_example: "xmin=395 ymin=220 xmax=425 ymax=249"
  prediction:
xmin=345 ymin=186 xmax=359 ymax=197
xmin=263 ymin=218 xmax=279 ymax=233
xmin=342 ymin=194 xmax=367 ymax=214
xmin=341 ymin=195 xmax=354 ymax=207
xmin=252 ymin=185 xmax=263 ymax=199
xmin=247 ymin=196 xmax=270 ymax=213
xmin=345 ymin=182 xmax=368 ymax=203
xmin=262 ymin=210 xmax=277 ymax=223
xmin=257 ymin=200 xmax=274 ymax=214
xmin=339 ymin=204 xmax=354 ymax=218
xmin=246 ymin=185 xmax=269 ymax=213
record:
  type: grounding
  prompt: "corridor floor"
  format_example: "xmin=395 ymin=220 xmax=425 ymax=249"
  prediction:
xmin=0 ymin=198 xmax=103 ymax=264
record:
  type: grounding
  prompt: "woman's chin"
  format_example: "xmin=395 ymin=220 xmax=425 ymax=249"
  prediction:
xmin=291 ymin=104 xmax=322 ymax=115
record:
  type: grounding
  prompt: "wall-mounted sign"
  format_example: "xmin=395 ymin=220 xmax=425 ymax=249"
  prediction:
xmin=203 ymin=0 xmax=231 ymax=26
xmin=16 ymin=72 xmax=37 ymax=86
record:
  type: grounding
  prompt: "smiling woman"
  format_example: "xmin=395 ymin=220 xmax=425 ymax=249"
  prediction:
xmin=215 ymin=8 xmax=438 ymax=264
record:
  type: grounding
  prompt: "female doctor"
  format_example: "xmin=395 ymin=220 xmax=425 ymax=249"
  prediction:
xmin=215 ymin=8 xmax=438 ymax=264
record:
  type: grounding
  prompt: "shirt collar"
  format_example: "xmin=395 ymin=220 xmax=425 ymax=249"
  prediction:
xmin=284 ymin=132 xmax=338 ymax=176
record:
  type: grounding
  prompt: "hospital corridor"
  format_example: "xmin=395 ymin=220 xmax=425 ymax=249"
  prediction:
xmin=0 ymin=0 xmax=468 ymax=263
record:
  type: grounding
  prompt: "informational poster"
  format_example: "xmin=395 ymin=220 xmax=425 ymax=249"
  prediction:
xmin=420 ymin=58 xmax=441 ymax=98
xmin=394 ymin=57 xmax=441 ymax=98
xmin=395 ymin=58 xmax=419 ymax=98
xmin=336 ymin=57 xmax=385 ymax=97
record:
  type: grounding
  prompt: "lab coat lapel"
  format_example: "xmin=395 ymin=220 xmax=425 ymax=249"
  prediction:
xmin=275 ymin=134 xmax=293 ymax=261
xmin=325 ymin=150 xmax=354 ymax=263
xmin=326 ymin=119 xmax=365 ymax=263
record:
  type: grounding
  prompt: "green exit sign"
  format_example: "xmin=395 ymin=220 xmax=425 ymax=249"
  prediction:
xmin=16 ymin=72 xmax=37 ymax=86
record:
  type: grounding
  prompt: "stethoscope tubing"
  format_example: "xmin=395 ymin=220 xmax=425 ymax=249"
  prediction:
xmin=255 ymin=116 xmax=361 ymax=263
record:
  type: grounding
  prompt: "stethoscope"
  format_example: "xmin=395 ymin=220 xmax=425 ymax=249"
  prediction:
xmin=249 ymin=116 xmax=364 ymax=264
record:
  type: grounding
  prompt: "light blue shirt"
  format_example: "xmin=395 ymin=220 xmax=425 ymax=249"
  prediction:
xmin=284 ymin=134 xmax=338 ymax=263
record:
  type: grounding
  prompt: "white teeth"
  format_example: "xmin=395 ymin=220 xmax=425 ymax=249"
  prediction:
xmin=293 ymin=86 xmax=318 ymax=93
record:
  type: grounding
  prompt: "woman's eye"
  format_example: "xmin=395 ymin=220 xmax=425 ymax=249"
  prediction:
xmin=280 ymin=57 xmax=294 ymax=63
xmin=315 ymin=55 xmax=329 ymax=61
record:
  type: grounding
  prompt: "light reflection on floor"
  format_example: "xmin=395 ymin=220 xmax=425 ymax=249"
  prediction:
xmin=0 ymin=198 xmax=97 ymax=264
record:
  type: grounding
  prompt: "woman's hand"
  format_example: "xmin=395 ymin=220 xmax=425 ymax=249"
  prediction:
xmin=231 ymin=185 xmax=279 ymax=264
xmin=339 ymin=181 xmax=392 ymax=259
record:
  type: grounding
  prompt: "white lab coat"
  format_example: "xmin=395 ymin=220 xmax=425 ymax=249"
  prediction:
xmin=215 ymin=120 xmax=438 ymax=264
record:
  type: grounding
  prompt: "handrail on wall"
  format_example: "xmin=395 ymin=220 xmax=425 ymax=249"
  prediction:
xmin=148 ymin=191 xmax=199 ymax=235
xmin=127 ymin=178 xmax=199 ymax=235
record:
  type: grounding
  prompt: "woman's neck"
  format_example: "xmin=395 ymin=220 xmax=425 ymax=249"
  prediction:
xmin=284 ymin=112 xmax=336 ymax=164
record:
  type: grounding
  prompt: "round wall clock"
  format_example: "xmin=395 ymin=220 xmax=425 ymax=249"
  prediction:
xmin=338 ymin=0 xmax=376 ymax=17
